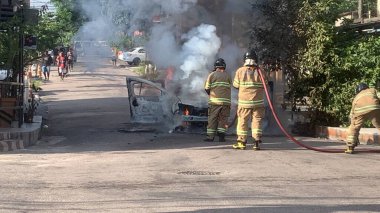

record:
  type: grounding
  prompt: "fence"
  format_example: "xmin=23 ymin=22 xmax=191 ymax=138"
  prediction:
xmin=0 ymin=81 xmax=24 ymax=128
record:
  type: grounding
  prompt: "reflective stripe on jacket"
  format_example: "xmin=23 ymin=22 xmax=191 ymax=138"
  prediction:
xmin=204 ymin=71 xmax=232 ymax=106
xmin=233 ymin=66 xmax=265 ymax=108
xmin=350 ymin=88 xmax=380 ymax=116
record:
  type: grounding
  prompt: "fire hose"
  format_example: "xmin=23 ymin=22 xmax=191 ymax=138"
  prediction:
xmin=256 ymin=67 xmax=380 ymax=153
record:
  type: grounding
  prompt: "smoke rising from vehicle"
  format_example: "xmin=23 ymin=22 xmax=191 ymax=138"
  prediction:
xmin=75 ymin=0 xmax=283 ymax=132
xmin=177 ymin=24 xmax=221 ymax=104
xmin=76 ymin=0 xmax=198 ymax=40
xmin=145 ymin=23 xmax=180 ymax=69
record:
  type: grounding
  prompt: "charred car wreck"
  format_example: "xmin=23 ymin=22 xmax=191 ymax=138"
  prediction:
xmin=126 ymin=76 xmax=208 ymax=132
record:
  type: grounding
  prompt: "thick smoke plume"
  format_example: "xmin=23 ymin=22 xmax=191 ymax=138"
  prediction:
xmin=176 ymin=24 xmax=221 ymax=105
xmin=75 ymin=0 xmax=249 ymax=104
xmin=76 ymin=1 xmax=265 ymax=123
xmin=74 ymin=0 xmax=289 ymax=135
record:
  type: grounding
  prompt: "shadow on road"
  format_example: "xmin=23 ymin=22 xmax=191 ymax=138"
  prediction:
xmin=180 ymin=203 xmax=380 ymax=213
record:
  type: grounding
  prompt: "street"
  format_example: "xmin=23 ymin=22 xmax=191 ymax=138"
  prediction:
xmin=0 ymin=58 xmax=380 ymax=213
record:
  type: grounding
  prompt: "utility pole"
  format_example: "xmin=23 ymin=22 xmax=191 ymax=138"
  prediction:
xmin=358 ymin=0 xmax=363 ymax=22
xmin=11 ymin=0 xmax=26 ymax=127
xmin=18 ymin=6 xmax=24 ymax=127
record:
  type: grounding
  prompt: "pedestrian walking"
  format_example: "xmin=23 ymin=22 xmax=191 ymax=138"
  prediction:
xmin=232 ymin=49 xmax=267 ymax=150
xmin=111 ymin=48 xmax=117 ymax=67
xmin=56 ymin=52 xmax=66 ymax=80
xmin=41 ymin=51 xmax=52 ymax=80
xmin=203 ymin=58 xmax=232 ymax=142
xmin=66 ymin=48 xmax=74 ymax=75
xmin=345 ymin=83 xmax=380 ymax=154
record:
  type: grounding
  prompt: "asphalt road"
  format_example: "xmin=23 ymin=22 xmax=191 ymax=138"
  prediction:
xmin=0 ymin=57 xmax=380 ymax=212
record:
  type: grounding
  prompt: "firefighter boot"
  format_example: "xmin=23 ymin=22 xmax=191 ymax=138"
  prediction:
xmin=353 ymin=140 xmax=360 ymax=148
xmin=344 ymin=146 xmax=354 ymax=154
xmin=218 ymin=133 xmax=226 ymax=142
xmin=253 ymin=140 xmax=261 ymax=151
xmin=232 ymin=141 xmax=247 ymax=150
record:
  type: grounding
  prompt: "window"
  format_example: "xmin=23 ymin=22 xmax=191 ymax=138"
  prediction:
xmin=133 ymin=82 xmax=162 ymax=96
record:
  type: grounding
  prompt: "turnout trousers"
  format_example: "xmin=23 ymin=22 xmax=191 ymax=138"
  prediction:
xmin=236 ymin=106 xmax=265 ymax=142
xmin=347 ymin=109 xmax=380 ymax=146
xmin=206 ymin=105 xmax=231 ymax=139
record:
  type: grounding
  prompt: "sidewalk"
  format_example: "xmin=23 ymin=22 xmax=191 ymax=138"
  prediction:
xmin=316 ymin=126 xmax=380 ymax=145
xmin=0 ymin=76 xmax=48 ymax=152
xmin=0 ymin=116 xmax=43 ymax=152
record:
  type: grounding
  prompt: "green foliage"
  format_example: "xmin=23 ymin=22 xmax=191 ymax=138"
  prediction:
xmin=133 ymin=65 xmax=146 ymax=76
xmin=326 ymin=36 xmax=380 ymax=125
xmin=294 ymin=0 xmax=380 ymax=126
xmin=250 ymin=0 xmax=304 ymax=62
xmin=109 ymin=35 xmax=133 ymax=50
xmin=250 ymin=0 xmax=379 ymax=127
xmin=1 ymin=0 xmax=84 ymax=73
xmin=0 ymin=18 xmax=21 ymax=72
xmin=45 ymin=0 xmax=85 ymax=46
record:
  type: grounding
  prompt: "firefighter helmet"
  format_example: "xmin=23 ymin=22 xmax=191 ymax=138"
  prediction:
xmin=214 ymin=58 xmax=226 ymax=69
xmin=244 ymin=49 xmax=258 ymax=62
xmin=244 ymin=49 xmax=258 ymax=67
xmin=356 ymin=83 xmax=369 ymax=94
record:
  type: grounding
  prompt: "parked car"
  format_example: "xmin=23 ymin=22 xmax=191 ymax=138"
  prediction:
xmin=122 ymin=47 xmax=147 ymax=66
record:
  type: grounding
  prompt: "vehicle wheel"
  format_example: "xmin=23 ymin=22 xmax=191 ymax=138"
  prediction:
xmin=133 ymin=58 xmax=141 ymax=66
xmin=127 ymin=62 xmax=133 ymax=65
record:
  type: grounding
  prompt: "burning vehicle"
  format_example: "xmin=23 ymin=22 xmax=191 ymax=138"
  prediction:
xmin=126 ymin=76 xmax=209 ymax=132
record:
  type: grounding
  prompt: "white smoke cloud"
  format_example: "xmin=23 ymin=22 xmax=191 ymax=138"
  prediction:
xmin=75 ymin=0 xmax=249 ymax=107
xmin=76 ymin=0 xmax=197 ymax=39
xmin=178 ymin=24 xmax=221 ymax=90
xmin=152 ymin=0 xmax=197 ymax=14
xmin=147 ymin=23 xmax=221 ymax=106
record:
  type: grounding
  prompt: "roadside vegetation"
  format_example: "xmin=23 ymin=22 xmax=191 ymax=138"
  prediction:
xmin=0 ymin=0 xmax=84 ymax=80
xmin=250 ymin=0 xmax=380 ymax=128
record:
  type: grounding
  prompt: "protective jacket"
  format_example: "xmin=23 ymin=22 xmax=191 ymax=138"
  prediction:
xmin=204 ymin=71 xmax=232 ymax=106
xmin=233 ymin=66 xmax=265 ymax=108
xmin=350 ymin=88 xmax=380 ymax=117
xmin=347 ymin=88 xmax=380 ymax=147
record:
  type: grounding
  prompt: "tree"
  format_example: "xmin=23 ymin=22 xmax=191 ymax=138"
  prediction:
xmin=295 ymin=0 xmax=380 ymax=126
xmin=0 ymin=14 xmax=24 ymax=82
xmin=0 ymin=0 xmax=89 ymax=83
xmin=248 ymin=0 xmax=306 ymax=114
xmin=50 ymin=0 xmax=86 ymax=44
xmin=249 ymin=0 xmax=379 ymax=128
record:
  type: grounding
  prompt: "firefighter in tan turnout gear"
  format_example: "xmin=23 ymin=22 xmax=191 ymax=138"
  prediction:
xmin=233 ymin=50 xmax=266 ymax=150
xmin=204 ymin=58 xmax=232 ymax=142
xmin=345 ymin=83 xmax=380 ymax=154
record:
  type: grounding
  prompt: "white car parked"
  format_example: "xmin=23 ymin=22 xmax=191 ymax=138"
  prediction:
xmin=122 ymin=47 xmax=147 ymax=66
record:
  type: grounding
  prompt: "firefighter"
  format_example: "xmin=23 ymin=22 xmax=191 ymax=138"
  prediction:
xmin=232 ymin=49 xmax=266 ymax=150
xmin=203 ymin=58 xmax=232 ymax=142
xmin=345 ymin=83 xmax=380 ymax=154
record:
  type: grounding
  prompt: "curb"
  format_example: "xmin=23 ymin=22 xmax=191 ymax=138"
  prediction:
xmin=316 ymin=126 xmax=380 ymax=145
xmin=0 ymin=140 xmax=24 ymax=152
xmin=0 ymin=116 xmax=43 ymax=152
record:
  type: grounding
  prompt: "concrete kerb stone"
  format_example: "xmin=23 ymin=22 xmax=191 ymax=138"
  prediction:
xmin=316 ymin=126 xmax=380 ymax=145
xmin=0 ymin=140 xmax=24 ymax=152
xmin=0 ymin=116 xmax=43 ymax=152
